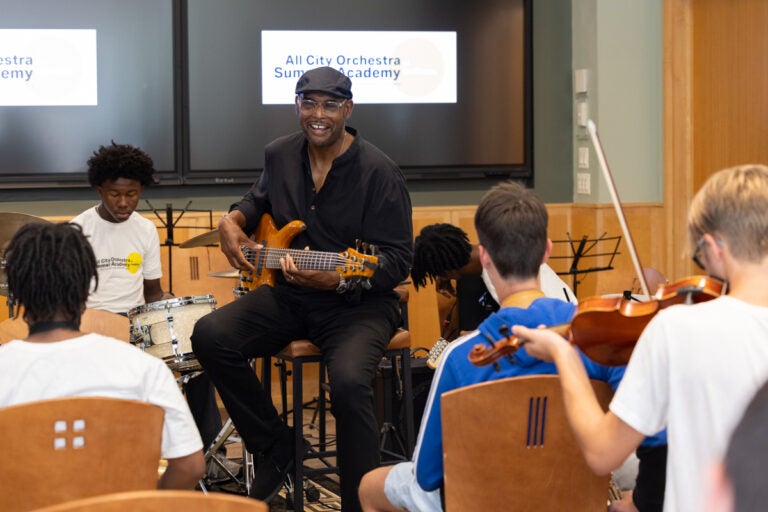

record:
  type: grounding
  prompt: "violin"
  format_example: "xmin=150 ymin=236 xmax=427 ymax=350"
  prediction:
xmin=469 ymin=276 xmax=726 ymax=366
xmin=468 ymin=275 xmax=725 ymax=367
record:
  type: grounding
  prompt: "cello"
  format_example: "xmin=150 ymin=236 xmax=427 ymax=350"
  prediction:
xmin=469 ymin=120 xmax=725 ymax=367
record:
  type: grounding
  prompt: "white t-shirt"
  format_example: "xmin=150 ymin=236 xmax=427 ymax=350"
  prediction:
xmin=482 ymin=263 xmax=578 ymax=304
xmin=71 ymin=207 xmax=162 ymax=314
xmin=610 ymin=296 xmax=768 ymax=512
xmin=0 ymin=333 xmax=202 ymax=460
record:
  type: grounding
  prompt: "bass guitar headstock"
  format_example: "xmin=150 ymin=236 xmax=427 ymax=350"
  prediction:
xmin=339 ymin=240 xmax=379 ymax=290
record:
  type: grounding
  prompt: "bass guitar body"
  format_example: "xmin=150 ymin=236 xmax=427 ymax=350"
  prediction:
xmin=240 ymin=214 xmax=306 ymax=289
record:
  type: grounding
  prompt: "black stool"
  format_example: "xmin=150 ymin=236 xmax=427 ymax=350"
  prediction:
xmin=272 ymin=328 xmax=413 ymax=510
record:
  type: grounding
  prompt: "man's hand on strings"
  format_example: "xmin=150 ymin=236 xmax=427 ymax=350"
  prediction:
xmin=280 ymin=248 xmax=339 ymax=290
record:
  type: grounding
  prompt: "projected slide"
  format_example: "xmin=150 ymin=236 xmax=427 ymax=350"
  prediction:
xmin=0 ymin=29 xmax=97 ymax=106
xmin=261 ymin=30 xmax=456 ymax=104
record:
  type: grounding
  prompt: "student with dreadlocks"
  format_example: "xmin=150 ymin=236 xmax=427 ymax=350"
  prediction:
xmin=0 ymin=222 xmax=205 ymax=488
xmin=412 ymin=222 xmax=577 ymax=340
xmin=70 ymin=141 xmax=234 ymax=481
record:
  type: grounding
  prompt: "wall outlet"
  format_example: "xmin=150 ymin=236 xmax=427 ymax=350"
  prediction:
xmin=578 ymin=146 xmax=590 ymax=169
xmin=574 ymin=68 xmax=589 ymax=94
xmin=576 ymin=101 xmax=589 ymax=127
xmin=577 ymin=172 xmax=591 ymax=195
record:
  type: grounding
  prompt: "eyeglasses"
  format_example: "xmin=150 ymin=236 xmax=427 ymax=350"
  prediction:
xmin=692 ymin=236 xmax=707 ymax=270
xmin=298 ymin=98 xmax=347 ymax=115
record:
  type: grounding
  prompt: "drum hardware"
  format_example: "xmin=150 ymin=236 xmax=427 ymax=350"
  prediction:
xmin=198 ymin=417 xmax=253 ymax=494
xmin=128 ymin=295 xmax=216 ymax=372
xmin=130 ymin=319 xmax=154 ymax=349
xmin=197 ymin=358 xmax=266 ymax=493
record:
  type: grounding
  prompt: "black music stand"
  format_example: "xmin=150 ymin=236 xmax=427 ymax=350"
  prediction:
xmin=549 ymin=233 xmax=622 ymax=297
xmin=137 ymin=200 xmax=215 ymax=295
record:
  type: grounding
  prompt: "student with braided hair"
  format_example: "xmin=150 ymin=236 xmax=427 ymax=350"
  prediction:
xmin=412 ymin=222 xmax=576 ymax=337
xmin=0 ymin=222 xmax=204 ymax=489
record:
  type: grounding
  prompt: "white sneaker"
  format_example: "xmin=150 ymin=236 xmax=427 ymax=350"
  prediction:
xmin=206 ymin=456 xmax=242 ymax=481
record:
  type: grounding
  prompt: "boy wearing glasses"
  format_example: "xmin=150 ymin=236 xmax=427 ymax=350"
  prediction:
xmin=513 ymin=164 xmax=768 ymax=511
xmin=191 ymin=66 xmax=412 ymax=510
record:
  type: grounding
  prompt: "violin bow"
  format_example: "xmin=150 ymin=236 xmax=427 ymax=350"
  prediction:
xmin=587 ymin=120 xmax=651 ymax=298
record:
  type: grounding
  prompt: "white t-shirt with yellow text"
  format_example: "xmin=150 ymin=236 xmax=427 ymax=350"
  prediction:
xmin=71 ymin=206 xmax=162 ymax=314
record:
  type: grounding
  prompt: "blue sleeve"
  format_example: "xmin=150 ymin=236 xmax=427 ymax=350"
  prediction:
xmin=579 ymin=356 xmax=668 ymax=446
xmin=579 ymin=352 xmax=625 ymax=392
xmin=414 ymin=351 xmax=461 ymax=491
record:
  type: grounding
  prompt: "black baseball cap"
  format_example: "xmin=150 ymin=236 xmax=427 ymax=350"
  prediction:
xmin=295 ymin=66 xmax=353 ymax=99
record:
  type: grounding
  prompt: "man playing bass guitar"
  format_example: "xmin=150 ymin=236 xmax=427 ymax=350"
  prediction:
xmin=190 ymin=66 xmax=413 ymax=511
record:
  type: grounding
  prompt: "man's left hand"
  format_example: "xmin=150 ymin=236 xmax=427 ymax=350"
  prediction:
xmin=280 ymin=251 xmax=339 ymax=291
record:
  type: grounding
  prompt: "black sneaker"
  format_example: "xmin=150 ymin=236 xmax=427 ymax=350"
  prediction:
xmin=249 ymin=436 xmax=311 ymax=502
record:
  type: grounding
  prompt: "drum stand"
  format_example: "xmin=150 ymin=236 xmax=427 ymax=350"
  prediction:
xmin=175 ymin=371 xmax=252 ymax=494
xmin=198 ymin=418 xmax=254 ymax=495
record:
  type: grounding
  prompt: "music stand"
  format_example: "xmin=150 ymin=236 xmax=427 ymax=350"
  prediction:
xmin=137 ymin=201 xmax=215 ymax=295
xmin=549 ymin=233 xmax=622 ymax=297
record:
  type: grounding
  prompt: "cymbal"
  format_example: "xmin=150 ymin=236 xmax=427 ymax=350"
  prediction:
xmin=0 ymin=212 xmax=51 ymax=296
xmin=0 ymin=212 xmax=51 ymax=246
xmin=208 ymin=269 xmax=240 ymax=278
xmin=179 ymin=229 xmax=219 ymax=248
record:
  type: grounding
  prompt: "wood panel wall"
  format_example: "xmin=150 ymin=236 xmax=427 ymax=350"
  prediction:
xmin=692 ymin=0 xmax=768 ymax=189
xmin=664 ymin=0 xmax=768 ymax=279
xmin=11 ymin=204 xmax=665 ymax=349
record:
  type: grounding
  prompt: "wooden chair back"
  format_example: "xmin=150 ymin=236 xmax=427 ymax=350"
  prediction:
xmin=29 ymin=490 xmax=268 ymax=512
xmin=0 ymin=397 xmax=164 ymax=512
xmin=0 ymin=309 xmax=130 ymax=344
xmin=0 ymin=315 xmax=27 ymax=344
xmin=441 ymin=375 xmax=613 ymax=511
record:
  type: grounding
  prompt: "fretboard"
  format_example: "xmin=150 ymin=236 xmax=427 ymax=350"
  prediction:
xmin=243 ymin=247 xmax=347 ymax=271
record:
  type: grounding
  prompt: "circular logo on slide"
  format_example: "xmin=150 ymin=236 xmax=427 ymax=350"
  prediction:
xmin=394 ymin=38 xmax=445 ymax=97
xmin=125 ymin=252 xmax=143 ymax=274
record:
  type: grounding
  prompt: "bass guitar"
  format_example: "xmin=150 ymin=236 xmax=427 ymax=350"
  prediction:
xmin=237 ymin=214 xmax=378 ymax=290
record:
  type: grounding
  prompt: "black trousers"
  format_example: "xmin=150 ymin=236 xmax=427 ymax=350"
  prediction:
xmin=633 ymin=444 xmax=667 ymax=512
xmin=191 ymin=284 xmax=401 ymax=512
xmin=184 ymin=372 xmax=224 ymax=452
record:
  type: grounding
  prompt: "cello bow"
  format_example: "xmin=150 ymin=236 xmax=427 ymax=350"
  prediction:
xmin=586 ymin=120 xmax=651 ymax=297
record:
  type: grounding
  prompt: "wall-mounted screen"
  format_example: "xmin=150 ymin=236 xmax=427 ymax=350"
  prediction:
xmin=0 ymin=0 xmax=177 ymax=187
xmin=0 ymin=0 xmax=531 ymax=188
xmin=185 ymin=0 xmax=531 ymax=183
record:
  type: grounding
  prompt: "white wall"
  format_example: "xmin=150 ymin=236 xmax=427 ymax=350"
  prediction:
xmin=572 ymin=0 xmax=663 ymax=203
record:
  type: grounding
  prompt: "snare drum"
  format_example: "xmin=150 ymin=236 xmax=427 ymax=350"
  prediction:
xmin=128 ymin=295 xmax=216 ymax=372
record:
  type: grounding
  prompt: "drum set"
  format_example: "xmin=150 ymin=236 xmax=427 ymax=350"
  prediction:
xmin=131 ymin=227 xmax=252 ymax=492
xmin=128 ymin=226 xmax=242 ymax=372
